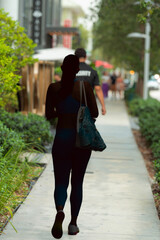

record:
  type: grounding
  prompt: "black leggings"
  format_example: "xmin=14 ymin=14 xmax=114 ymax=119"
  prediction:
xmin=52 ymin=146 xmax=91 ymax=218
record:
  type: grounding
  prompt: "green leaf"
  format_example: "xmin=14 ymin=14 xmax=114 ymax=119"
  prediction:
xmin=4 ymin=206 xmax=13 ymax=218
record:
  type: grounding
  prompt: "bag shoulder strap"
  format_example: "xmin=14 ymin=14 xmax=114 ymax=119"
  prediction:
xmin=80 ymin=81 xmax=87 ymax=107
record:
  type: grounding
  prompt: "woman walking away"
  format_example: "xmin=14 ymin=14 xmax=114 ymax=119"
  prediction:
xmin=45 ymin=55 xmax=98 ymax=239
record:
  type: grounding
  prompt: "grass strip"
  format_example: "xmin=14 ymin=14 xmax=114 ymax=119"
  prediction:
xmin=0 ymin=147 xmax=45 ymax=233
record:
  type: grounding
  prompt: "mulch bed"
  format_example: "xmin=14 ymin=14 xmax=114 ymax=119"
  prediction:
xmin=132 ymin=129 xmax=160 ymax=219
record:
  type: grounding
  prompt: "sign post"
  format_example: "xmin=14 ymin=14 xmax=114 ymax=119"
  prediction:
xmin=32 ymin=0 xmax=43 ymax=46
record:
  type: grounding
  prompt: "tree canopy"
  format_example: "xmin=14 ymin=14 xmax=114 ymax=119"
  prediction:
xmin=92 ymin=0 xmax=160 ymax=75
xmin=72 ymin=24 xmax=89 ymax=50
xmin=0 ymin=9 xmax=37 ymax=109
xmin=0 ymin=39 xmax=20 ymax=108
xmin=0 ymin=9 xmax=37 ymax=69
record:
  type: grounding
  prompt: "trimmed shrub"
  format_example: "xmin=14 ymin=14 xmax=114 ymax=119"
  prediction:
xmin=0 ymin=121 xmax=25 ymax=156
xmin=127 ymin=97 xmax=160 ymax=183
xmin=0 ymin=109 xmax=53 ymax=149
xmin=128 ymin=97 xmax=160 ymax=116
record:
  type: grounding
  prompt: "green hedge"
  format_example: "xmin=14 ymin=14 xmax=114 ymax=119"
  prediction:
xmin=0 ymin=121 xmax=25 ymax=156
xmin=128 ymin=98 xmax=160 ymax=183
xmin=128 ymin=97 xmax=160 ymax=117
xmin=0 ymin=110 xmax=53 ymax=151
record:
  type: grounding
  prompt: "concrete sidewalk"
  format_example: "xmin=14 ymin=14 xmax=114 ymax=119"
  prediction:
xmin=1 ymin=100 xmax=160 ymax=240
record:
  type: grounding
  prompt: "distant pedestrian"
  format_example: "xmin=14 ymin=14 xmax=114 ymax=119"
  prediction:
xmin=116 ymin=73 xmax=125 ymax=99
xmin=54 ymin=73 xmax=61 ymax=82
xmin=110 ymin=72 xmax=117 ymax=98
xmin=101 ymin=71 xmax=111 ymax=98
xmin=45 ymin=54 xmax=98 ymax=239
xmin=75 ymin=48 xmax=106 ymax=115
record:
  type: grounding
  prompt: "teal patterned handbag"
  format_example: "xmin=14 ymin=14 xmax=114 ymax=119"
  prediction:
xmin=76 ymin=81 xmax=106 ymax=152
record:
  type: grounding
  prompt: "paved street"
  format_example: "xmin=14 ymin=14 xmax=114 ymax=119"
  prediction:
xmin=1 ymin=99 xmax=160 ymax=240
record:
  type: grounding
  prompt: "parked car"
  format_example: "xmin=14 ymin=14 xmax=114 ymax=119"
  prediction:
xmin=147 ymin=76 xmax=159 ymax=90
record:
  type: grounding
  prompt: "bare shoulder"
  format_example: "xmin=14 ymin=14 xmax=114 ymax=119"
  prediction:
xmin=48 ymin=82 xmax=61 ymax=92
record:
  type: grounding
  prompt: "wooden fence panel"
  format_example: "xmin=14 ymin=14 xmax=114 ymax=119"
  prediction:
xmin=37 ymin=63 xmax=44 ymax=114
xmin=28 ymin=65 xmax=34 ymax=113
xmin=20 ymin=66 xmax=28 ymax=112
xmin=20 ymin=61 xmax=54 ymax=115
xmin=33 ymin=63 xmax=39 ymax=111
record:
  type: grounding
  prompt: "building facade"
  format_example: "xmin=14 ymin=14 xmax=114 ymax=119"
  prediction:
xmin=61 ymin=0 xmax=84 ymax=48
xmin=0 ymin=0 xmax=84 ymax=50
xmin=0 ymin=0 xmax=62 ymax=49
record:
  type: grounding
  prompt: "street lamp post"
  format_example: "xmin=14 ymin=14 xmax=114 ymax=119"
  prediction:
xmin=127 ymin=0 xmax=151 ymax=100
xmin=143 ymin=20 xmax=151 ymax=100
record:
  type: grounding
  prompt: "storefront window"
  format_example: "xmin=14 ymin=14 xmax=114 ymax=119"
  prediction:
xmin=22 ymin=0 xmax=32 ymax=37
xmin=53 ymin=0 xmax=61 ymax=26
xmin=46 ymin=0 xmax=61 ymax=27
xmin=46 ymin=0 xmax=53 ymax=26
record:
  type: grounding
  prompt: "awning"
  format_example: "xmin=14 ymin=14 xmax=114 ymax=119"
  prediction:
xmin=95 ymin=60 xmax=114 ymax=69
xmin=33 ymin=47 xmax=75 ymax=61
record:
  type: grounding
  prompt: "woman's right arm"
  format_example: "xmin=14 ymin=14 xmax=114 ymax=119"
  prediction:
xmin=45 ymin=83 xmax=58 ymax=120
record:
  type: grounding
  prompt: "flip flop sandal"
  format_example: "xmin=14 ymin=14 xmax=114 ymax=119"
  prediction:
xmin=51 ymin=211 xmax=65 ymax=239
xmin=68 ymin=224 xmax=79 ymax=235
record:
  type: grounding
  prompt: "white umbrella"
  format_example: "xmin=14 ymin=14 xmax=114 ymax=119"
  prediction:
xmin=33 ymin=47 xmax=75 ymax=61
